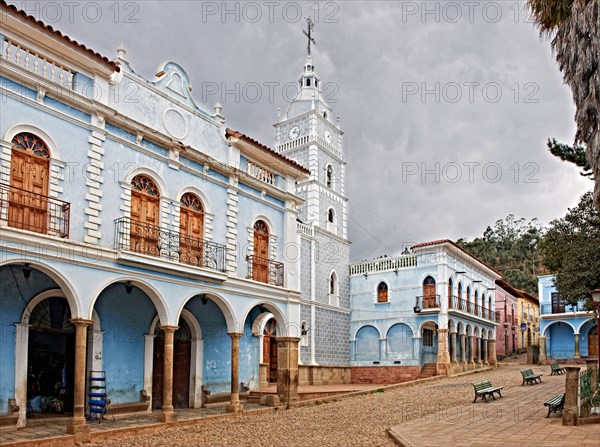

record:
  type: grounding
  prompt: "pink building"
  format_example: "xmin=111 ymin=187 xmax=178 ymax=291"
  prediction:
xmin=495 ymin=279 xmax=520 ymax=358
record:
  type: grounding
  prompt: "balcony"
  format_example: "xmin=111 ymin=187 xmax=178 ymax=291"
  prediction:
xmin=415 ymin=294 xmax=440 ymax=311
xmin=448 ymin=295 xmax=498 ymax=323
xmin=247 ymin=255 xmax=284 ymax=287
xmin=114 ymin=217 xmax=227 ymax=273
xmin=0 ymin=183 xmax=70 ymax=238
xmin=540 ymin=302 xmax=589 ymax=315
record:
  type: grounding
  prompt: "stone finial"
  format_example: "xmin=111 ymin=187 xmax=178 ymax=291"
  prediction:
xmin=213 ymin=102 xmax=225 ymax=123
xmin=277 ymin=108 xmax=281 ymax=120
xmin=214 ymin=102 xmax=222 ymax=115
xmin=117 ymin=44 xmax=127 ymax=59
xmin=336 ymin=115 xmax=341 ymax=124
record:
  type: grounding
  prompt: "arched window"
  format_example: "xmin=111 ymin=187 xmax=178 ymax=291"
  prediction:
xmin=130 ymin=174 xmax=160 ymax=256
xmin=475 ymin=290 xmax=479 ymax=315
xmin=326 ymin=165 xmax=334 ymax=188
xmin=327 ymin=208 xmax=335 ymax=224
xmin=423 ymin=276 xmax=436 ymax=308
xmin=9 ymin=132 xmax=51 ymax=235
xmin=377 ymin=282 xmax=388 ymax=303
xmin=252 ymin=220 xmax=270 ymax=283
xmin=448 ymin=277 xmax=453 ymax=309
xmin=329 ymin=272 xmax=339 ymax=306
xmin=488 ymin=296 xmax=492 ymax=319
xmin=179 ymin=192 xmax=205 ymax=266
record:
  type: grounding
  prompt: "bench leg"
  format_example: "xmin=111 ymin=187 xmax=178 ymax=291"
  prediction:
xmin=546 ymin=407 xmax=551 ymax=418
xmin=473 ymin=395 xmax=478 ymax=403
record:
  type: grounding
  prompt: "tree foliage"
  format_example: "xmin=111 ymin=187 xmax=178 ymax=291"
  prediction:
xmin=547 ymin=138 xmax=592 ymax=177
xmin=540 ymin=191 xmax=600 ymax=307
xmin=457 ymin=215 xmax=544 ymax=295
xmin=528 ymin=0 xmax=600 ymax=211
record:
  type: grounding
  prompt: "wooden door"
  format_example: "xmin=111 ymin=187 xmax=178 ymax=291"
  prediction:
xmin=423 ymin=277 xmax=436 ymax=308
xmin=173 ymin=340 xmax=191 ymax=408
xmin=253 ymin=221 xmax=269 ymax=283
xmin=269 ymin=338 xmax=278 ymax=382
xmin=179 ymin=193 xmax=204 ymax=266
xmin=152 ymin=338 xmax=191 ymax=409
xmin=152 ymin=338 xmax=164 ymax=409
xmin=551 ymin=292 xmax=565 ymax=314
xmin=9 ymin=134 xmax=50 ymax=234
xmin=263 ymin=319 xmax=277 ymax=382
xmin=589 ymin=326 xmax=599 ymax=358
xmin=130 ymin=175 xmax=160 ymax=256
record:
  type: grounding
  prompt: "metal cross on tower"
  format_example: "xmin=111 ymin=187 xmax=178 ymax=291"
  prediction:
xmin=303 ymin=17 xmax=316 ymax=56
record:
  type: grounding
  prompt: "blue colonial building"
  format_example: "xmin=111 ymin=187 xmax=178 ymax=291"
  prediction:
xmin=0 ymin=1 xmax=339 ymax=437
xmin=538 ymin=275 xmax=598 ymax=362
xmin=349 ymin=240 xmax=501 ymax=383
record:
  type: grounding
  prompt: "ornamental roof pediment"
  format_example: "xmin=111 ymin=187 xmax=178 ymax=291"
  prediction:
xmin=151 ymin=61 xmax=209 ymax=117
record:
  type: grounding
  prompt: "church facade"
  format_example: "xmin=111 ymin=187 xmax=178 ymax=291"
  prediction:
xmin=1 ymin=2 xmax=503 ymax=439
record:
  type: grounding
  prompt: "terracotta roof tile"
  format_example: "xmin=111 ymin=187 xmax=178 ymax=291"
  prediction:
xmin=1 ymin=0 xmax=119 ymax=72
xmin=226 ymin=128 xmax=310 ymax=175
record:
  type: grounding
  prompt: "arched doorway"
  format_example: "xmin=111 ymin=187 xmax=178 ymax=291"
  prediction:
xmin=253 ymin=220 xmax=269 ymax=283
xmin=130 ymin=175 xmax=161 ymax=256
xmin=27 ymin=297 xmax=75 ymax=415
xmin=8 ymin=132 xmax=50 ymax=234
xmin=179 ymin=192 xmax=204 ymax=266
xmin=152 ymin=318 xmax=192 ymax=409
xmin=589 ymin=325 xmax=599 ymax=358
xmin=263 ymin=318 xmax=277 ymax=383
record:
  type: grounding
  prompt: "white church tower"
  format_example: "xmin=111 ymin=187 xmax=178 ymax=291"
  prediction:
xmin=274 ymin=19 xmax=351 ymax=377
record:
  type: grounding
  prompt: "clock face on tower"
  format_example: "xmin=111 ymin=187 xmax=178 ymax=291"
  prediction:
xmin=288 ymin=125 xmax=300 ymax=140
xmin=324 ymin=129 xmax=332 ymax=144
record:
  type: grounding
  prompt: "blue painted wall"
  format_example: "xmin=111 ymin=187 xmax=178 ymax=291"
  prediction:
xmin=95 ymin=284 xmax=157 ymax=404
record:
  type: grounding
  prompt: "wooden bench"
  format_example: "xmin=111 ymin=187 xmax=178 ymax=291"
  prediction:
xmin=520 ymin=368 xmax=542 ymax=385
xmin=472 ymin=380 xmax=503 ymax=403
xmin=550 ymin=363 xmax=565 ymax=375
xmin=543 ymin=394 xmax=565 ymax=417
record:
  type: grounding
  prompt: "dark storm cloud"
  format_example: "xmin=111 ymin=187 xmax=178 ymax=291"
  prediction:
xmin=12 ymin=1 xmax=590 ymax=261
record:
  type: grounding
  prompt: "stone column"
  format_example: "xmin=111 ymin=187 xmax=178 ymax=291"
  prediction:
xmin=574 ymin=334 xmax=581 ymax=359
xmin=277 ymin=337 xmax=300 ymax=408
xmin=468 ymin=336 xmax=475 ymax=364
xmin=488 ymin=339 xmax=497 ymax=366
xmin=563 ymin=366 xmax=580 ymax=426
xmin=539 ymin=336 xmax=547 ymax=361
xmin=586 ymin=360 xmax=598 ymax=394
xmin=66 ymin=319 xmax=92 ymax=443
xmin=450 ymin=332 xmax=457 ymax=363
xmin=227 ymin=332 xmax=243 ymax=413
xmin=158 ymin=325 xmax=178 ymax=422
xmin=436 ymin=329 xmax=451 ymax=375
xmin=460 ymin=334 xmax=466 ymax=363
xmin=482 ymin=338 xmax=488 ymax=365
xmin=14 ymin=324 xmax=29 ymax=428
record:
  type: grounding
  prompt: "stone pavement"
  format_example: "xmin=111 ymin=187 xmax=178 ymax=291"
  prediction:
xmin=387 ymin=372 xmax=600 ymax=447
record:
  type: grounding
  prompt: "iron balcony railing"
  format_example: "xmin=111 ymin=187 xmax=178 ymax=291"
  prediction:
xmin=540 ymin=302 xmax=588 ymax=315
xmin=0 ymin=182 xmax=70 ymax=238
xmin=114 ymin=217 xmax=227 ymax=272
xmin=415 ymin=294 xmax=440 ymax=310
xmin=246 ymin=255 xmax=284 ymax=287
xmin=448 ymin=294 xmax=498 ymax=322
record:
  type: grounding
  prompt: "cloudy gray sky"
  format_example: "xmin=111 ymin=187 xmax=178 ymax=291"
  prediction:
xmin=13 ymin=0 xmax=591 ymax=261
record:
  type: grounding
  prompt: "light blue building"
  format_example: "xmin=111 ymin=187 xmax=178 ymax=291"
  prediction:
xmin=349 ymin=240 xmax=501 ymax=383
xmin=0 ymin=2 xmax=352 ymax=435
xmin=538 ymin=275 xmax=598 ymax=362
